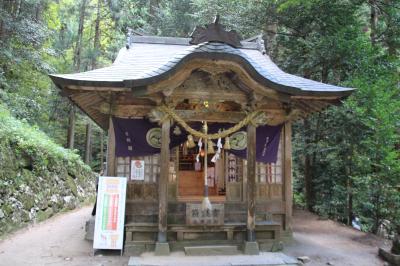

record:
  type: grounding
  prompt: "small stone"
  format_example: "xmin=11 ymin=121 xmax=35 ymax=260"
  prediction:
xmin=297 ymin=256 xmax=311 ymax=263
xmin=64 ymin=257 xmax=71 ymax=261
xmin=50 ymin=194 xmax=58 ymax=203
xmin=326 ymin=262 xmax=334 ymax=265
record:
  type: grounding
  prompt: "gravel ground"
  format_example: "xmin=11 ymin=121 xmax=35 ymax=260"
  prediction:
xmin=285 ymin=209 xmax=389 ymax=266
xmin=0 ymin=206 xmax=128 ymax=266
xmin=0 ymin=206 xmax=389 ymax=266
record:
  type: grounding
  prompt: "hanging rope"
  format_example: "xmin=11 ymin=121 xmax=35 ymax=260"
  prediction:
xmin=157 ymin=105 xmax=265 ymax=139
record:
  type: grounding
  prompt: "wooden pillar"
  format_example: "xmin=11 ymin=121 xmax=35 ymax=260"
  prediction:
xmin=158 ymin=119 xmax=170 ymax=242
xmin=100 ymin=130 xmax=104 ymax=172
xmin=246 ymin=123 xmax=256 ymax=241
xmin=283 ymin=122 xmax=293 ymax=231
xmin=85 ymin=122 xmax=92 ymax=164
xmin=67 ymin=105 xmax=75 ymax=149
xmin=106 ymin=117 xmax=116 ymax=176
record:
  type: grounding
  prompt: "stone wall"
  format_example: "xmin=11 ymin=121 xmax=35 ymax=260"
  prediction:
xmin=0 ymin=107 xmax=96 ymax=236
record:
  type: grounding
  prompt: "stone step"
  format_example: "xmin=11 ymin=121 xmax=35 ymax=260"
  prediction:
xmin=128 ymin=251 xmax=299 ymax=266
xmin=184 ymin=245 xmax=239 ymax=256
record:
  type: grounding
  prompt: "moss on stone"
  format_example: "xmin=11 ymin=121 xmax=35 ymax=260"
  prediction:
xmin=66 ymin=175 xmax=78 ymax=196
xmin=36 ymin=208 xmax=54 ymax=222
xmin=0 ymin=105 xmax=96 ymax=237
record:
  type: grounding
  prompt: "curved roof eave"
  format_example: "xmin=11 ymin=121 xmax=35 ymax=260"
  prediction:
xmin=49 ymin=42 xmax=355 ymax=98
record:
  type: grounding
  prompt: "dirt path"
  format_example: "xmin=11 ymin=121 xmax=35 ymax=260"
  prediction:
xmin=0 ymin=206 xmax=128 ymax=266
xmin=285 ymin=209 xmax=389 ymax=266
xmin=0 ymin=207 xmax=389 ymax=266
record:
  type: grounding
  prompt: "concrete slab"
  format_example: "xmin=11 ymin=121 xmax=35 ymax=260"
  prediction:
xmin=128 ymin=251 xmax=299 ymax=266
xmin=184 ymin=245 xmax=239 ymax=256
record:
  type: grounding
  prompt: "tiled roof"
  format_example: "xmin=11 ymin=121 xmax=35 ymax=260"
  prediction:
xmin=50 ymin=36 xmax=354 ymax=97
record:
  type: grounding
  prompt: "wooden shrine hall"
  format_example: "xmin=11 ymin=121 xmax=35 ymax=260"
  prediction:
xmin=49 ymin=19 xmax=354 ymax=255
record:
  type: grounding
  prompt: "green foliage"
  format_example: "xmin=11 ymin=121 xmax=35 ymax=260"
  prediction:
xmin=0 ymin=104 xmax=91 ymax=178
xmin=0 ymin=104 xmax=95 ymax=236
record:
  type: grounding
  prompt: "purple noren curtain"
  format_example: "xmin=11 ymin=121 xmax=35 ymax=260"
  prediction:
xmin=113 ymin=117 xmax=282 ymax=163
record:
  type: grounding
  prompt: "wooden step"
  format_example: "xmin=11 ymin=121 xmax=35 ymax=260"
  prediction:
xmin=184 ymin=245 xmax=239 ymax=256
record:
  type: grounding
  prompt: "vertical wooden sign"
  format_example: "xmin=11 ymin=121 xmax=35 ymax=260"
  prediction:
xmin=93 ymin=176 xmax=127 ymax=250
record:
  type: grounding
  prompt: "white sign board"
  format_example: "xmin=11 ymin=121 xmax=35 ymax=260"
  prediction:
xmin=93 ymin=176 xmax=127 ymax=250
xmin=130 ymin=160 xmax=145 ymax=181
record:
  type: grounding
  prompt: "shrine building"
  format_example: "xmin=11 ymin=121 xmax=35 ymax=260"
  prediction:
xmin=49 ymin=19 xmax=353 ymax=255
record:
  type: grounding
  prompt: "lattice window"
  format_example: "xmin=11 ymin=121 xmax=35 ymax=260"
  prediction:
xmin=169 ymin=148 xmax=178 ymax=183
xmin=256 ymin=135 xmax=283 ymax=184
xmin=116 ymin=154 xmax=160 ymax=183
xmin=225 ymin=153 xmax=243 ymax=183
xmin=116 ymin=157 xmax=130 ymax=178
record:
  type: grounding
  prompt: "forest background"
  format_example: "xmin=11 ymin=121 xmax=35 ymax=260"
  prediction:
xmin=0 ymin=0 xmax=399 ymax=234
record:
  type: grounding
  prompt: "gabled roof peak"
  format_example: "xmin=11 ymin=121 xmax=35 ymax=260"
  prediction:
xmin=189 ymin=15 xmax=242 ymax=48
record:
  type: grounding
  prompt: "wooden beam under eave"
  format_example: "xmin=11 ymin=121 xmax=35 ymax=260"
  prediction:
xmin=174 ymin=109 xmax=246 ymax=122
xmin=171 ymin=89 xmax=249 ymax=103
xmin=68 ymin=85 xmax=130 ymax=92
xmin=68 ymin=93 xmax=109 ymax=130
xmin=96 ymin=103 xmax=292 ymax=124
xmin=291 ymin=95 xmax=340 ymax=100
xmin=292 ymin=100 xmax=319 ymax=114
xmin=94 ymin=103 xmax=154 ymax=118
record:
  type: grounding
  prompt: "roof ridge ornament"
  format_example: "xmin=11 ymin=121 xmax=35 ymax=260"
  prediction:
xmin=189 ymin=15 xmax=242 ymax=48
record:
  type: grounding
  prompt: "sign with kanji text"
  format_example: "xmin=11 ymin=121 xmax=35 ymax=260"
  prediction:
xmin=93 ymin=176 xmax=127 ymax=250
xmin=186 ymin=203 xmax=224 ymax=225
xmin=130 ymin=160 xmax=145 ymax=181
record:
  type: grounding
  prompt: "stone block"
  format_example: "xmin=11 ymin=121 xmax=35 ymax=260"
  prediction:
xmin=154 ymin=242 xmax=170 ymax=256
xmin=184 ymin=245 xmax=239 ymax=256
xmin=297 ymin=256 xmax=311 ymax=264
xmin=379 ymin=247 xmax=400 ymax=266
xmin=85 ymin=216 xmax=95 ymax=241
xmin=244 ymin=241 xmax=260 ymax=255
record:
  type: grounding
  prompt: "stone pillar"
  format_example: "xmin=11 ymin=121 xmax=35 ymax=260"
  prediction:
xmin=244 ymin=123 xmax=259 ymax=255
xmin=155 ymin=119 xmax=170 ymax=255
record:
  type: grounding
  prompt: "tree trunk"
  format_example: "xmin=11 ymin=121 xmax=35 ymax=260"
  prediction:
xmin=383 ymin=0 xmax=397 ymax=56
xmin=370 ymin=0 xmax=378 ymax=46
xmin=148 ymin=0 xmax=160 ymax=30
xmin=149 ymin=0 xmax=160 ymax=18
xmin=35 ymin=1 xmax=43 ymax=21
xmin=264 ymin=22 xmax=277 ymax=59
xmin=321 ymin=63 xmax=329 ymax=83
xmin=85 ymin=122 xmax=92 ymax=164
xmin=67 ymin=105 xmax=75 ymax=149
xmin=68 ymin=0 xmax=87 ymax=150
xmin=91 ymin=0 xmax=101 ymax=70
xmin=304 ymin=118 xmax=314 ymax=212
xmin=347 ymin=173 xmax=353 ymax=226
xmin=73 ymin=0 xmax=87 ymax=71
